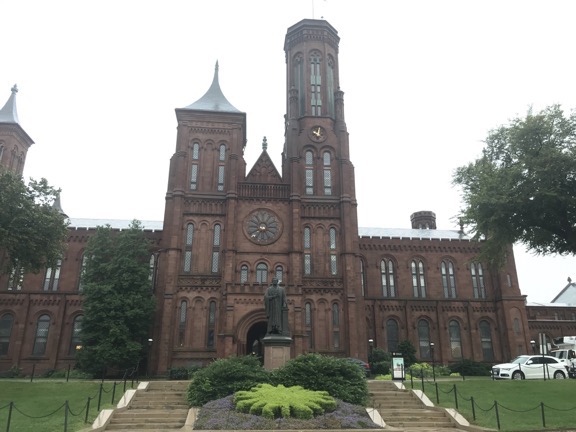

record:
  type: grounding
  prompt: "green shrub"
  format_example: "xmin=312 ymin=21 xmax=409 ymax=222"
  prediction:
xmin=234 ymin=383 xmax=336 ymax=419
xmin=397 ymin=340 xmax=417 ymax=367
xmin=370 ymin=360 xmax=390 ymax=376
xmin=187 ymin=356 xmax=269 ymax=406
xmin=169 ymin=365 xmax=200 ymax=380
xmin=368 ymin=348 xmax=391 ymax=364
xmin=449 ymin=358 xmax=491 ymax=377
xmin=270 ymin=354 xmax=368 ymax=405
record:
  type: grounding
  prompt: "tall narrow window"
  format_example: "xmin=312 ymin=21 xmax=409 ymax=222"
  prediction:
xmin=293 ymin=55 xmax=305 ymax=116
xmin=310 ymin=52 xmax=322 ymax=116
xmin=381 ymin=259 xmax=396 ymax=297
xmin=211 ymin=224 xmax=221 ymax=273
xmin=69 ymin=315 xmax=83 ymax=355
xmin=275 ymin=266 xmax=283 ymax=283
xmin=441 ymin=260 xmax=456 ymax=298
xmin=479 ymin=320 xmax=494 ymax=361
xmin=217 ymin=144 xmax=226 ymax=192
xmin=303 ymin=227 xmax=312 ymax=275
xmin=0 ymin=143 xmax=4 ymax=163
xmin=327 ymin=57 xmax=335 ymax=117
xmin=33 ymin=314 xmax=50 ymax=356
xmin=7 ymin=264 xmax=23 ymax=291
xmin=329 ymin=227 xmax=337 ymax=275
xmin=360 ymin=260 xmax=366 ymax=297
xmin=471 ymin=263 xmax=486 ymax=299
xmin=178 ymin=300 xmax=187 ymax=347
xmin=78 ymin=254 xmax=88 ymax=292
xmin=332 ymin=303 xmax=340 ymax=349
xmin=43 ymin=259 xmax=62 ymax=291
xmin=513 ymin=318 xmax=520 ymax=335
xmin=386 ymin=319 xmax=399 ymax=352
xmin=190 ymin=142 xmax=200 ymax=190
xmin=305 ymin=151 xmax=314 ymax=195
xmin=256 ymin=263 xmax=268 ymax=284
xmin=0 ymin=314 xmax=14 ymax=356
xmin=207 ymin=301 xmax=216 ymax=348
xmin=240 ymin=265 xmax=248 ymax=283
xmin=449 ymin=320 xmax=462 ymax=359
xmin=305 ymin=302 xmax=314 ymax=349
xmin=183 ymin=223 xmax=194 ymax=273
xmin=323 ymin=151 xmax=332 ymax=195
xmin=418 ymin=319 xmax=431 ymax=359
xmin=411 ymin=260 xmax=426 ymax=298
xmin=148 ymin=254 xmax=156 ymax=282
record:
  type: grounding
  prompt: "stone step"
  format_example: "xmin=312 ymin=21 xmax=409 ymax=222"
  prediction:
xmin=379 ymin=408 xmax=447 ymax=418
xmin=385 ymin=420 xmax=455 ymax=428
xmin=114 ymin=409 xmax=189 ymax=419
xmin=106 ymin=421 xmax=185 ymax=430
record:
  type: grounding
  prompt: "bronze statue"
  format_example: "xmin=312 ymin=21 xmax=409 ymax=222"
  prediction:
xmin=264 ymin=278 xmax=287 ymax=335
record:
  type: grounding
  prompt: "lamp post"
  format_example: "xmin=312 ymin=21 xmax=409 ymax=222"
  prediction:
xmin=146 ymin=338 xmax=153 ymax=377
xmin=368 ymin=339 xmax=374 ymax=362
xmin=430 ymin=342 xmax=436 ymax=381
xmin=530 ymin=340 xmax=536 ymax=354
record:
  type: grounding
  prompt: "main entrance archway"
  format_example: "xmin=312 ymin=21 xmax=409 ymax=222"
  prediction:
xmin=246 ymin=321 xmax=267 ymax=362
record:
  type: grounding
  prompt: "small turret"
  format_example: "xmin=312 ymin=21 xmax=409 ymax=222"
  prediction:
xmin=410 ymin=211 xmax=437 ymax=230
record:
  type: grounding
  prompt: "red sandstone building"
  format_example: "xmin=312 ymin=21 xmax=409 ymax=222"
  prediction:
xmin=1 ymin=19 xmax=573 ymax=375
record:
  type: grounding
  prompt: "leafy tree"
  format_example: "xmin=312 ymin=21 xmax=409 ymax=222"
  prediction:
xmin=76 ymin=220 xmax=155 ymax=376
xmin=397 ymin=340 xmax=417 ymax=367
xmin=453 ymin=105 xmax=576 ymax=265
xmin=0 ymin=172 xmax=68 ymax=274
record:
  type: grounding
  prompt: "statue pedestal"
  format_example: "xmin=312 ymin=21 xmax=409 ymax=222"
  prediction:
xmin=262 ymin=335 xmax=292 ymax=370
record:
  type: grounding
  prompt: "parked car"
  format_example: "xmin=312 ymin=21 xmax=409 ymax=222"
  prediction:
xmin=492 ymin=355 xmax=566 ymax=380
xmin=346 ymin=358 xmax=371 ymax=376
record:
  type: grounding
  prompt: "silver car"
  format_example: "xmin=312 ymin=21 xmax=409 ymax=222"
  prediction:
xmin=492 ymin=355 xmax=566 ymax=380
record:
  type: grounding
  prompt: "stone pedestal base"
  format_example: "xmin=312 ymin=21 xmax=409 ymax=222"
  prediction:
xmin=262 ymin=335 xmax=292 ymax=370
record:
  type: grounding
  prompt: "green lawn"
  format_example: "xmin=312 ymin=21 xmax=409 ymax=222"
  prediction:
xmin=0 ymin=380 xmax=125 ymax=432
xmin=408 ymin=377 xmax=576 ymax=431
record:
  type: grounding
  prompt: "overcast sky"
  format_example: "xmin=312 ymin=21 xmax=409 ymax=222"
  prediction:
xmin=2 ymin=0 xmax=575 ymax=304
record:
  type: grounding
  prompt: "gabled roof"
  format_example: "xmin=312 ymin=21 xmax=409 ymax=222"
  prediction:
xmin=246 ymin=137 xmax=282 ymax=183
xmin=551 ymin=281 xmax=576 ymax=305
xmin=0 ymin=85 xmax=19 ymax=124
xmin=183 ymin=61 xmax=241 ymax=113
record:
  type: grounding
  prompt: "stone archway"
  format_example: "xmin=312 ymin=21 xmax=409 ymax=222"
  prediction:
xmin=246 ymin=321 xmax=267 ymax=364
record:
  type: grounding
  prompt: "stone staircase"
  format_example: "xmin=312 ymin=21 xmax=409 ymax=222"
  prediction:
xmin=367 ymin=380 xmax=458 ymax=430
xmin=105 ymin=381 xmax=190 ymax=431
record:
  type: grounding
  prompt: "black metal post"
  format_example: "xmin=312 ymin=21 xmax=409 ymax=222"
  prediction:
xmin=540 ymin=402 xmax=546 ymax=428
xmin=84 ymin=397 xmax=91 ymax=424
xmin=64 ymin=400 xmax=69 ymax=432
xmin=30 ymin=364 xmax=36 ymax=382
xmin=66 ymin=364 xmax=71 ymax=382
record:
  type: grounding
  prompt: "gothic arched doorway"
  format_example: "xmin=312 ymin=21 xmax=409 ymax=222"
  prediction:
xmin=246 ymin=321 xmax=267 ymax=363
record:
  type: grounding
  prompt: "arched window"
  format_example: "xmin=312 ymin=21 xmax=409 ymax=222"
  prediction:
xmin=305 ymin=302 xmax=314 ymax=349
xmin=217 ymin=144 xmax=226 ymax=191
xmin=411 ymin=260 xmax=426 ymax=298
xmin=513 ymin=318 xmax=520 ymax=335
xmin=178 ymin=300 xmax=187 ymax=347
xmin=183 ymin=223 xmax=194 ymax=273
xmin=418 ymin=319 xmax=431 ymax=359
xmin=240 ymin=265 xmax=249 ymax=283
xmin=471 ymin=263 xmax=486 ymax=299
xmin=69 ymin=315 xmax=83 ymax=355
xmin=275 ymin=266 xmax=283 ymax=283
xmin=479 ymin=320 xmax=494 ymax=361
xmin=386 ymin=319 xmax=399 ymax=352
xmin=256 ymin=263 xmax=268 ymax=284
xmin=327 ymin=56 xmax=335 ymax=117
xmin=43 ymin=259 xmax=62 ymax=291
xmin=207 ymin=301 xmax=216 ymax=348
xmin=33 ymin=314 xmax=50 ymax=356
xmin=329 ymin=228 xmax=337 ymax=275
xmin=360 ymin=259 xmax=366 ymax=297
xmin=305 ymin=150 xmax=314 ymax=195
xmin=332 ymin=303 xmax=340 ymax=350
xmin=293 ymin=54 xmax=305 ymax=116
xmin=323 ymin=151 xmax=332 ymax=195
xmin=190 ymin=142 xmax=200 ymax=190
xmin=310 ymin=52 xmax=322 ymax=116
xmin=303 ymin=227 xmax=312 ymax=275
xmin=381 ymin=259 xmax=396 ymax=297
xmin=211 ymin=224 xmax=221 ymax=273
xmin=441 ymin=260 xmax=456 ymax=298
xmin=449 ymin=320 xmax=462 ymax=359
xmin=0 ymin=314 xmax=14 ymax=356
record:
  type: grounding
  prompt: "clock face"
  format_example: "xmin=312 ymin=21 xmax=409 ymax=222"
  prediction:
xmin=245 ymin=209 xmax=283 ymax=244
xmin=309 ymin=125 xmax=327 ymax=142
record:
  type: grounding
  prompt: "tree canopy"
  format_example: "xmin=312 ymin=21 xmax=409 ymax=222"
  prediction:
xmin=76 ymin=220 xmax=155 ymax=376
xmin=0 ymin=172 xmax=68 ymax=275
xmin=453 ymin=105 xmax=576 ymax=265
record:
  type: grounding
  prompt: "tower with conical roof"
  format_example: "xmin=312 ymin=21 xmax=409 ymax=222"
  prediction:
xmin=0 ymin=85 xmax=34 ymax=174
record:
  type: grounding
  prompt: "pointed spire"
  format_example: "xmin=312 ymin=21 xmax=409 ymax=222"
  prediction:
xmin=184 ymin=61 xmax=241 ymax=113
xmin=52 ymin=192 xmax=69 ymax=218
xmin=262 ymin=136 xmax=268 ymax=151
xmin=0 ymin=84 xmax=20 ymax=124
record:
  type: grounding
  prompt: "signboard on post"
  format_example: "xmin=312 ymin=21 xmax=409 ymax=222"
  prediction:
xmin=391 ymin=352 xmax=405 ymax=380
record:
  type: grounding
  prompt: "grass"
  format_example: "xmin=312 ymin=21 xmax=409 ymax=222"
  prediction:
xmin=0 ymin=380 xmax=123 ymax=432
xmin=408 ymin=377 xmax=576 ymax=431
